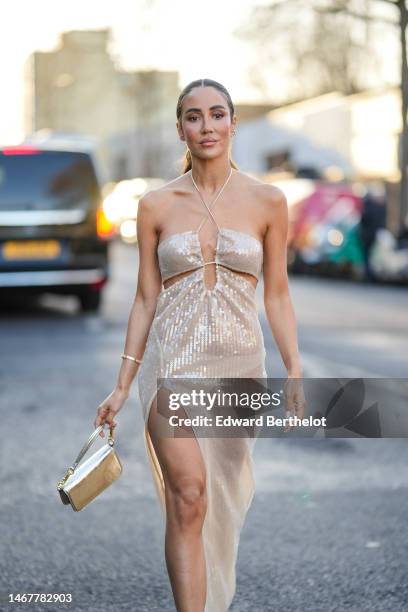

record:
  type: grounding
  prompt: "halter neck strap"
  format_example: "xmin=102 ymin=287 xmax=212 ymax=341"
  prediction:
xmin=190 ymin=168 xmax=233 ymax=234
xmin=195 ymin=200 xmax=220 ymax=233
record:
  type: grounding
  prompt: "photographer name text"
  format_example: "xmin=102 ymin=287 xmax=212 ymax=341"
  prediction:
xmin=169 ymin=415 xmax=326 ymax=428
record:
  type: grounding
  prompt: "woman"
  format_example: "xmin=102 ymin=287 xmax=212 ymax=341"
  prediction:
xmin=95 ymin=78 xmax=304 ymax=611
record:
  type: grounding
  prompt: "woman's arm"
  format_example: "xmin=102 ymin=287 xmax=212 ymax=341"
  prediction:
xmin=116 ymin=191 xmax=163 ymax=394
xmin=94 ymin=190 xmax=163 ymax=435
xmin=262 ymin=185 xmax=302 ymax=377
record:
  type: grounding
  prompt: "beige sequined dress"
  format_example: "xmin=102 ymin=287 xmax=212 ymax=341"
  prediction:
xmin=137 ymin=171 xmax=267 ymax=611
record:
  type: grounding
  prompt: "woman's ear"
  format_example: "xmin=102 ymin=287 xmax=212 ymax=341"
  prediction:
xmin=176 ymin=121 xmax=185 ymax=141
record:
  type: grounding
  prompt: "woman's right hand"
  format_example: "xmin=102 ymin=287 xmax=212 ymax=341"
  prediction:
xmin=94 ymin=388 xmax=129 ymax=437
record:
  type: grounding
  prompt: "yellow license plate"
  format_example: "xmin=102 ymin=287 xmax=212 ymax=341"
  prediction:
xmin=2 ymin=240 xmax=61 ymax=260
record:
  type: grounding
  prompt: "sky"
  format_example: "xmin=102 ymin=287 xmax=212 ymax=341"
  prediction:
xmin=0 ymin=0 xmax=269 ymax=144
xmin=0 ymin=0 xmax=399 ymax=145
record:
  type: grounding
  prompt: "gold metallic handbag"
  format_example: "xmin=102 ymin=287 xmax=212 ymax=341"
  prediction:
xmin=57 ymin=424 xmax=123 ymax=512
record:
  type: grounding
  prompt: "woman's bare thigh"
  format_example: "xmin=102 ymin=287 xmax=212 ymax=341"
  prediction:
xmin=147 ymin=386 xmax=207 ymax=494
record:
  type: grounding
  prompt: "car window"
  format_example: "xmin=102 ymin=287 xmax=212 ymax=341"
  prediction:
xmin=0 ymin=150 xmax=100 ymax=211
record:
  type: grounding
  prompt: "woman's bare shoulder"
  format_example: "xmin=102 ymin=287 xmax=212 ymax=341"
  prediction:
xmin=235 ymin=170 xmax=287 ymax=208
xmin=139 ymin=173 xmax=191 ymax=210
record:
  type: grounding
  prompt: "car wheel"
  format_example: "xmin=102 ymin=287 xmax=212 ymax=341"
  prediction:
xmin=78 ymin=288 xmax=102 ymax=312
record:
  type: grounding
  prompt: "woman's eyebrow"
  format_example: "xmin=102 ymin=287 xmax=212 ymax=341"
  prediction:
xmin=185 ymin=104 xmax=227 ymax=114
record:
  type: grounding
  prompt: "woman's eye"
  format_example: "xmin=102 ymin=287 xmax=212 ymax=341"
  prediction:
xmin=187 ymin=113 xmax=224 ymax=122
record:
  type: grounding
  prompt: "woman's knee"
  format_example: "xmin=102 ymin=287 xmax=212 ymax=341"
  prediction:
xmin=166 ymin=475 xmax=207 ymax=529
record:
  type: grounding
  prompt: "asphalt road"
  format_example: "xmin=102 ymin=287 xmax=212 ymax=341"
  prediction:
xmin=0 ymin=239 xmax=407 ymax=612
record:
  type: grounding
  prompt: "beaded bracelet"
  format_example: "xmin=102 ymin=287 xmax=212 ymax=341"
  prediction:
xmin=121 ymin=353 xmax=143 ymax=364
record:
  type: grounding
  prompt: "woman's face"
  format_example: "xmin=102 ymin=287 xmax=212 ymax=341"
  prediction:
xmin=177 ymin=86 xmax=236 ymax=161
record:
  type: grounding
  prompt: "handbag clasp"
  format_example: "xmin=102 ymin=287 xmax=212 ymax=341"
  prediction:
xmin=57 ymin=466 xmax=75 ymax=491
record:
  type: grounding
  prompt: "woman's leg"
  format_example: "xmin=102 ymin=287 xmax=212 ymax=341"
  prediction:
xmin=147 ymin=390 xmax=208 ymax=612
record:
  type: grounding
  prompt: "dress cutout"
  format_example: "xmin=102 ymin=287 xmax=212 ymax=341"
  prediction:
xmin=137 ymin=169 xmax=267 ymax=611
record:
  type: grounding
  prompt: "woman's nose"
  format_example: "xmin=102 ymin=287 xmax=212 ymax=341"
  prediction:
xmin=201 ymin=125 xmax=213 ymax=134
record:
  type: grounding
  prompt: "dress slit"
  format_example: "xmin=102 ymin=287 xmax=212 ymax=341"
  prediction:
xmin=143 ymin=383 xmax=210 ymax=522
xmin=143 ymin=393 xmax=166 ymax=516
xmin=142 ymin=377 xmax=260 ymax=612
xmin=143 ymin=382 xmax=217 ymax=610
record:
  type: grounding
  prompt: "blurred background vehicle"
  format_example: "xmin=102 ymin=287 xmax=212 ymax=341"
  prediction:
xmin=357 ymin=181 xmax=387 ymax=282
xmin=102 ymin=177 xmax=165 ymax=244
xmin=369 ymin=228 xmax=408 ymax=283
xmin=290 ymin=181 xmax=364 ymax=279
xmin=0 ymin=133 xmax=115 ymax=312
xmin=264 ymin=174 xmax=365 ymax=280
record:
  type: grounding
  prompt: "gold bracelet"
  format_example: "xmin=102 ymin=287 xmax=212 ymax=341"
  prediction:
xmin=121 ymin=353 xmax=143 ymax=364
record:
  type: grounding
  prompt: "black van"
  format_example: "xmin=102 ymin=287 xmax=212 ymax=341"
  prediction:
xmin=0 ymin=143 xmax=115 ymax=311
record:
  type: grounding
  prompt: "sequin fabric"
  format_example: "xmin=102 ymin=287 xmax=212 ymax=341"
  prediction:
xmin=137 ymin=175 xmax=267 ymax=612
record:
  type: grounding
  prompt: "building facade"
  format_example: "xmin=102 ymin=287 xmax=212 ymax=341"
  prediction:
xmin=232 ymin=88 xmax=400 ymax=183
xmin=24 ymin=29 xmax=183 ymax=180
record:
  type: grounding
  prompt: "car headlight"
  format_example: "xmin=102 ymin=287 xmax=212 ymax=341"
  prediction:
xmin=120 ymin=219 xmax=137 ymax=240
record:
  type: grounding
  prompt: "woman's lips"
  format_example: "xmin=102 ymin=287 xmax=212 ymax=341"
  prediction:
xmin=200 ymin=141 xmax=217 ymax=147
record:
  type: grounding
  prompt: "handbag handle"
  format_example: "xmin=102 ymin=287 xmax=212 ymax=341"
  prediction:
xmin=57 ymin=423 xmax=115 ymax=491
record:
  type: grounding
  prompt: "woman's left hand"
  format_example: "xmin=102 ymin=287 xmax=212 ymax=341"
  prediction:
xmin=283 ymin=376 xmax=306 ymax=432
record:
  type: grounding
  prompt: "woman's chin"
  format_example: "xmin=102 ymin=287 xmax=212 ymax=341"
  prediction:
xmin=193 ymin=147 xmax=225 ymax=161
